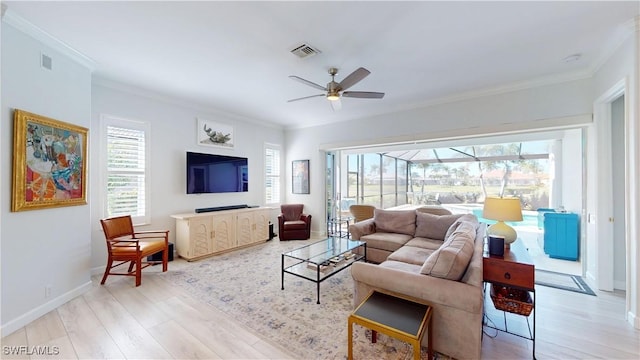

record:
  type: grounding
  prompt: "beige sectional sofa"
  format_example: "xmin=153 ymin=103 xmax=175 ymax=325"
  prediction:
xmin=349 ymin=208 xmax=485 ymax=360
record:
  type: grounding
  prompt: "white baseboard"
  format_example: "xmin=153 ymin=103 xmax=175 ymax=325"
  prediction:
xmin=91 ymin=265 xmax=104 ymax=276
xmin=0 ymin=281 xmax=92 ymax=337
xmin=585 ymin=270 xmax=597 ymax=288
xmin=614 ymin=279 xmax=626 ymax=291
xmin=629 ymin=311 xmax=640 ymax=329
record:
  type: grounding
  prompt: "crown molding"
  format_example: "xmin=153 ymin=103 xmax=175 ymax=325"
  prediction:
xmin=590 ymin=16 xmax=638 ymax=75
xmin=2 ymin=9 xmax=96 ymax=71
xmin=92 ymin=76 xmax=284 ymax=130
xmin=408 ymin=70 xmax=593 ymax=112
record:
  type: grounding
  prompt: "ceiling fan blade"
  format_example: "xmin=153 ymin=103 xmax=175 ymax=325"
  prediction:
xmin=330 ymin=98 xmax=342 ymax=111
xmin=287 ymin=94 xmax=325 ymax=102
xmin=342 ymin=91 xmax=385 ymax=99
xmin=289 ymin=75 xmax=327 ymax=91
xmin=338 ymin=67 xmax=371 ymax=91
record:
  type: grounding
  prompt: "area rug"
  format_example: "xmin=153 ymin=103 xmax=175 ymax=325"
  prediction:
xmin=535 ymin=269 xmax=596 ymax=296
xmin=160 ymin=238 xmax=444 ymax=359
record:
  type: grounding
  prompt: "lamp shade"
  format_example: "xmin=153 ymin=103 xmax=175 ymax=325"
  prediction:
xmin=482 ymin=197 xmax=523 ymax=222
xmin=482 ymin=197 xmax=523 ymax=246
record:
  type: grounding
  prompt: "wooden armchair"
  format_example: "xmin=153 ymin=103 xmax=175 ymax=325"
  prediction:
xmin=278 ymin=204 xmax=312 ymax=240
xmin=99 ymin=215 xmax=169 ymax=287
xmin=349 ymin=204 xmax=376 ymax=223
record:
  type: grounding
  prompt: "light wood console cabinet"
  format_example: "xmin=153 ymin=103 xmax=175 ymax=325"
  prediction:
xmin=171 ymin=207 xmax=272 ymax=261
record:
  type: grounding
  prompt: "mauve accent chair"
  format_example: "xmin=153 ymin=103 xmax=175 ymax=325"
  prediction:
xmin=278 ymin=204 xmax=312 ymax=240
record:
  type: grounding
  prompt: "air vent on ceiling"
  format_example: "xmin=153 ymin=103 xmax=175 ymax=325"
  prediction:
xmin=290 ymin=43 xmax=321 ymax=59
xmin=41 ymin=53 xmax=52 ymax=70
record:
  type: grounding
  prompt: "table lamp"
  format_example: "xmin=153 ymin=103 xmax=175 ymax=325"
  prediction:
xmin=482 ymin=197 xmax=523 ymax=247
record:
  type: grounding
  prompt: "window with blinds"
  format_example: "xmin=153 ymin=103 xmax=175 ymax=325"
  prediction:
xmin=105 ymin=123 xmax=148 ymax=223
xmin=265 ymin=145 xmax=281 ymax=204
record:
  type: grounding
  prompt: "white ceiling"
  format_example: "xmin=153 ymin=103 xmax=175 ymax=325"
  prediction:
xmin=4 ymin=1 xmax=638 ymax=129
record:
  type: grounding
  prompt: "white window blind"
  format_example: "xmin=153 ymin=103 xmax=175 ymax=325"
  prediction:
xmin=106 ymin=125 xmax=147 ymax=219
xmin=265 ymin=146 xmax=281 ymax=204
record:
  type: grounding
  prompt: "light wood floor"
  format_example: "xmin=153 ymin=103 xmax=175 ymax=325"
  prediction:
xmin=2 ymin=264 xmax=639 ymax=359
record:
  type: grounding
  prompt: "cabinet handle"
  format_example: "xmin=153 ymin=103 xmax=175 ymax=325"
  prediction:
xmin=504 ymin=272 xmax=511 ymax=280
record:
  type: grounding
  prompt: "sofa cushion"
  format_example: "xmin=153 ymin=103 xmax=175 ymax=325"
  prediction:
xmin=373 ymin=209 xmax=416 ymax=236
xmin=361 ymin=232 xmax=413 ymax=252
xmin=415 ymin=212 xmax=463 ymax=240
xmin=405 ymin=237 xmax=444 ymax=251
xmin=444 ymin=214 xmax=479 ymax=240
xmin=420 ymin=223 xmax=476 ymax=280
xmin=415 ymin=205 xmax=452 ymax=216
xmin=379 ymin=260 xmax=422 ymax=274
xmin=283 ymin=220 xmax=307 ymax=230
xmin=388 ymin=245 xmax=435 ymax=265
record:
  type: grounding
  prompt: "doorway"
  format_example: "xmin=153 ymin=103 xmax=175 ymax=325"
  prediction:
xmin=611 ymin=95 xmax=627 ymax=290
xmin=330 ymin=131 xmax=586 ymax=275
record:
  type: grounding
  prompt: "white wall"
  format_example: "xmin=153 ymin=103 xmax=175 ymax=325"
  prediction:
xmin=1 ymin=22 xmax=93 ymax=335
xmin=90 ymin=82 xmax=285 ymax=271
xmin=591 ymin=19 xmax=639 ymax=328
xmin=560 ymin=129 xmax=583 ymax=213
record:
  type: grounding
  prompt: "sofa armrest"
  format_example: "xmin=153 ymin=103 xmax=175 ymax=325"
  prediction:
xmin=350 ymin=262 xmax=483 ymax=313
xmin=348 ymin=218 xmax=375 ymax=240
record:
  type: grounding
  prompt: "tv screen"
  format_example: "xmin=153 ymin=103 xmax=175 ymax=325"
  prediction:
xmin=186 ymin=152 xmax=248 ymax=194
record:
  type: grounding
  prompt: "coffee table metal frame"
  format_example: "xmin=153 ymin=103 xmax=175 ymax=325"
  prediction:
xmin=281 ymin=237 xmax=366 ymax=304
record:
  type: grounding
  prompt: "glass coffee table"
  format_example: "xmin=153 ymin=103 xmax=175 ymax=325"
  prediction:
xmin=281 ymin=237 xmax=366 ymax=304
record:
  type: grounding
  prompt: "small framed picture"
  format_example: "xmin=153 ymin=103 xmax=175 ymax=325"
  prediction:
xmin=197 ymin=118 xmax=234 ymax=148
xmin=292 ymin=159 xmax=310 ymax=194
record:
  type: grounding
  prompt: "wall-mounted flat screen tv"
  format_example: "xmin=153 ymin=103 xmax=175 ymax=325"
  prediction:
xmin=186 ymin=152 xmax=248 ymax=194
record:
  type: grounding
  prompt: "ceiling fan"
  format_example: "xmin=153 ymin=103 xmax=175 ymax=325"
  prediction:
xmin=288 ymin=67 xmax=385 ymax=111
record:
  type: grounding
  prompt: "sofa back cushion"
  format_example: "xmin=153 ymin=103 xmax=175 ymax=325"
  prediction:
xmin=444 ymin=214 xmax=479 ymax=240
xmin=415 ymin=206 xmax=452 ymax=216
xmin=415 ymin=212 xmax=463 ymax=240
xmin=420 ymin=221 xmax=476 ymax=280
xmin=373 ymin=209 xmax=416 ymax=236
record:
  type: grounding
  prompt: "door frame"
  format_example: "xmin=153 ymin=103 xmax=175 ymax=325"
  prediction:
xmin=592 ymin=78 xmax=634 ymax=323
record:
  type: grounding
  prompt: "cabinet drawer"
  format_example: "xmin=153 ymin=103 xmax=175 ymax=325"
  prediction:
xmin=483 ymin=258 xmax=534 ymax=289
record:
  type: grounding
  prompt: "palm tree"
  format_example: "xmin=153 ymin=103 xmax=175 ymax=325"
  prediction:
xmin=410 ymin=162 xmax=429 ymax=204
xmin=472 ymin=143 xmax=539 ymax=197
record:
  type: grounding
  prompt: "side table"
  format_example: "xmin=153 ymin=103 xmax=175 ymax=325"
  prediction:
xmin=483 ymin=239 xmax=536 ymax=359
xmin=348 ymin=290 xmax=433 ymax=360
xmin=327 ymin=217 xmax=352 ymax=238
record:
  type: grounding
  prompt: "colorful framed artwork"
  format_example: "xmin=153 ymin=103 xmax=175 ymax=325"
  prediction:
xmin=12 ymin=109 xmax=88 ymax=212
xmin=292 ymin=159 xmax=310 ymax=194
xmin=197 ymin=118 xmax=234 ymax=148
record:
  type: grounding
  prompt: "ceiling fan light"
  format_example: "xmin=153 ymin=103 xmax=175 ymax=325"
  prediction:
xmin=327 ymin=92 xmax=340 ymax=101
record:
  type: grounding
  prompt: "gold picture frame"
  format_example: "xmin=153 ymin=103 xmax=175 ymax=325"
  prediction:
xmin=12 ymin=109 xmax=88 ymax=212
